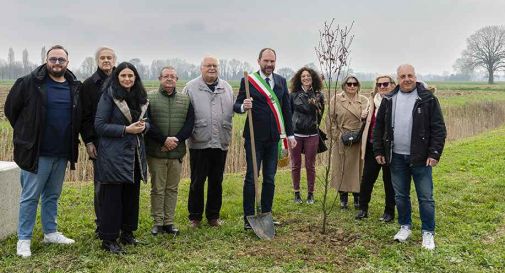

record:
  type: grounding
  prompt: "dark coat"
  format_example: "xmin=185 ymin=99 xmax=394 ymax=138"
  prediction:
xmin=233 ymin=73 xmax=294 ymax=141
xmin=4 ymin=64 xmax=82 ymax=173
xmin=290 ymin=89 xmax=325 ymax=135
xmin=81 ymin=68 xmax=111 ymax=145
xmin=94 ymin=86 xmax=149 ymax=184
xmin=373 ymin=83 xmax=446 ymax=165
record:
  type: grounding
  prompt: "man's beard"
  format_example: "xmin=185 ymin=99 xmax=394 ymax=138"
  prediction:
xmin=48 ymin=67 xmax=67 ymax=78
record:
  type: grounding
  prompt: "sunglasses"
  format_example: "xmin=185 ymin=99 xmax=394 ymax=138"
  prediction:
xmin=376 ymin=82 xmax=391 ymax=88
xmin=48 ymin=57 xmax=67 ymax=64
xmin=346 ymin=82 xmax=358 ymax=87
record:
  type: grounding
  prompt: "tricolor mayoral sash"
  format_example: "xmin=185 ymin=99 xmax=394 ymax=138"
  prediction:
xmin=248 ymin=72 xmax=289 ymax=158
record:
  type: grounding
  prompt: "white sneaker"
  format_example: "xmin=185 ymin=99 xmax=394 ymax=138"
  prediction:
xmin=422 ymin=231 xmax=436 ymax=250
xmin=393 ymin=225 xmax=412 ymax=242
xmin=42 ymin=232 xmax=75 ymax=244
xmin=16 ymin=240 xmax=31 ymax=258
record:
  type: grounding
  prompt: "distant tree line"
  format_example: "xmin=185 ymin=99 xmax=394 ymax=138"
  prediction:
xmin=74 ymin=56 xmax=300 ymax=82
xmin=2 ymin=41 xmax=504 ymax=82
xmin=0 ymin=47 xmax=40 ymax=80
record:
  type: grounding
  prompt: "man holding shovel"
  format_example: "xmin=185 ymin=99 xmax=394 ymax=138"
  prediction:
xmin=234 ymin=48 xmax=296 ymax=235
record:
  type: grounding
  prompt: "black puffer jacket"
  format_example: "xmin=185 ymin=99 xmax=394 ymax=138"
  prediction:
xmin=290 ymin=89 xmax=325 ymax=135
xmin=373 ymin=83 xmax=446 ymax=165
xmin=94 ymin=86 xmax=149 ymax=184
xmin=4 ymin=65 xmax=82 ymax=173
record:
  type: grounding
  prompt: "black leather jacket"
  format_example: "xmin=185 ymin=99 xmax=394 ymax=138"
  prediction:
xmin=373 ymin=83 xmax=446 ymax=165
xmin=290 ymin=89 xmax=325 ymax=135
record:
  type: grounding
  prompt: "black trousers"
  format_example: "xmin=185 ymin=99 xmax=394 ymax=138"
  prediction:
xmin=99 ymin=167 xmax=141 ymax=241
xmin=359 ymin=142 xmax=395 ymax=215
xmin=188 ymin=148 xmax=227 ymax=221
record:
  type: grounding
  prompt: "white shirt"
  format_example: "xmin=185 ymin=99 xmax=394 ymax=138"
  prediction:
xmin=259 ymin=70 xmax=275 ymax=90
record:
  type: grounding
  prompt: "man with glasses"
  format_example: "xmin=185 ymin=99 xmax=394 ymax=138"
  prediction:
xmin=5 ymin=45 xmax=83 ymax=257
xmin=146 ymin=67 xmax=194 ymax=235
xmin=81 ymin=46 xmax=116 ymax=238
xmin=182 ymin=56 xmax=234 ymax=228
xmin=373 ymin=64 xmax=446 ymax=250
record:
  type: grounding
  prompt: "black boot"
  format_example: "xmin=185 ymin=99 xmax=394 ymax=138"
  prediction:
xmin=353 ymin=193 xmax=360 ymax=209
xmin=380 ymin=212 xmax=394 ymax=223
xmin=120 ymin=231 xmax=139 ymax=246
xmin=163 ymin=224 xmax=180 ymax=235
xmin=339 ymin=192 xmax=348 ymax=209
xmin=307 ymin=192 xmax=315 ymax=204
xmin=294 ymin=191 xmax=303 ymax=204
xmin=355 ymin=210 xmax=368 ymax=220
xmin=101 ymin=240 xmax=123 ymax=254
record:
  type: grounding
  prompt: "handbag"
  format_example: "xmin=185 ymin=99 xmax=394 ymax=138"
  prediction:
xmin=340 ymin=122 xmax=365 ymax=146
xmin=317 ymin=128 xmax=328 ymax=153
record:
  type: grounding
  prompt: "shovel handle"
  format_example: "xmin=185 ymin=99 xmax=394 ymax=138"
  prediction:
xmin=244 ymin=71 xmax=261 ymax=211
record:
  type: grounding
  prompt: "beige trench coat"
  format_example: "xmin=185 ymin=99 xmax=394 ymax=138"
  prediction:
xmin=328 ymin=92 xmax=369 ymax=193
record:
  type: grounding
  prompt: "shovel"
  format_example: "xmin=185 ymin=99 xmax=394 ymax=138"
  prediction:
xmin=243 ymin=71 xmax=275 ymax=240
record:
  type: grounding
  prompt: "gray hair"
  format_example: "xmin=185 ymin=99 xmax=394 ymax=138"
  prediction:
xmin=159 ymin=66 xmax=177 ymax=78
xmin=396 ymin=64 xmax=416 ymax=76
xmin=94 ymin=47 xmax=116 ymax=63
xmin=200 ymin=56 xmax=219 ymax=67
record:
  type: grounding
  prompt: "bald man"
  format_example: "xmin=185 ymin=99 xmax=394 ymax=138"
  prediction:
xmin=182 ymin=56 xmax=234 ymax=228
xmin=373 ymin=64 xmax=446 ymax=250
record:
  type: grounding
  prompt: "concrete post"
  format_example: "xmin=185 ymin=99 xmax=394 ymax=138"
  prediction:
xmin=0 ymin=161 xmax=20 ymax=240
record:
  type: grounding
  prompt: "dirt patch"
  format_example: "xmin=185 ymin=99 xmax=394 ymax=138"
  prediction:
xmin=242 ymin=220 xmax=365 ymax=270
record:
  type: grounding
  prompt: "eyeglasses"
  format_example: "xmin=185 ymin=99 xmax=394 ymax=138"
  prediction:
xmin=48 ymin=57 xmax=67 ymax=64
xmin=161 ymin=75 xmax=177 ymax=80
xmin=346 ymin=82 xmax=358 ymax=87
xmin=376 ymin=82 xmax=391 ymax=88
xmin=204 ymin=64 xmax=218 ymax=68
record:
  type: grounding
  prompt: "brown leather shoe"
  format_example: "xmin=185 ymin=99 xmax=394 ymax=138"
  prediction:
xmin=208 ymin=219 xmax=223 ymax=227
xmin=189 ymin=220 xmax=201 ymax=228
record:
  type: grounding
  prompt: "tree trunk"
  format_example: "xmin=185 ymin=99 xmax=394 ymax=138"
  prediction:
xmin=488 ymin=69 xmax=494 ymax=84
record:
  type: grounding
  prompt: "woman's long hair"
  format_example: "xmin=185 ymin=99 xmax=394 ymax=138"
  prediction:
xmin=290 ymin=67 xmax=323 ymax=93
xmin=108 ymin=62 xmax=147 ymax=104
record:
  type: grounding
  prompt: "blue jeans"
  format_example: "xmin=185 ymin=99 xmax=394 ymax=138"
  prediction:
xmin=243 ymin=140 xmax=278 ymax=219
xmin=390 ymin=153 xmax=435 ymax=233
xmin=18 ymin=156 xmax=68 ymax=240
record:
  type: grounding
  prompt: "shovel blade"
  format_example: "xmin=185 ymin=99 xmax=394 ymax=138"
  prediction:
xmin=246 ymin=212 xmax=275 ymax=240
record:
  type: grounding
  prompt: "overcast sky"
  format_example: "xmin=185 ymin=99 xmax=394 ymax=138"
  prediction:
xmin=1 ymin=0 xmax=504 ymax=75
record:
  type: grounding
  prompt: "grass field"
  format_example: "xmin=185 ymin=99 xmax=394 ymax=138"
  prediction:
xmin=0 ymin=126 xmax=504 ymax=272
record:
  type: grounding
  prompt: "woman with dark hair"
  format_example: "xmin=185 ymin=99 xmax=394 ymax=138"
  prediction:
xmin=94 ymin=62 xmax=150 ymax=253
xmin=289 ymin=67 xmax=325 ymax=204
xmin=356 ymin=75 xmax=396 ymax=221
xmin=328 ymin=75 xmax=369 ymax=209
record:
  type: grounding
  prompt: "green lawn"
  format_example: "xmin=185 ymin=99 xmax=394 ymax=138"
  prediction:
xmin=1 ymin=126 xmax=504 ymax=272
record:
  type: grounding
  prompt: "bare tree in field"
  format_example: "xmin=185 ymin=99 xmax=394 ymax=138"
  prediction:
xmin=22 ymin=49 xmax=29 ymax=74
xmin=315 ymin=19 xmax=354 ymax=234
xmin=8 ymin=47 xmax=15 ymax=79
xmin=40 ymin=46 xmax=46 ymax=65
xmin=277 ymin=67 xmax=295 ymax=80
xmin=79 ymin=56 xmax=96 ymax=79
xmin=457 ymin=25 xmax=505 ymax=84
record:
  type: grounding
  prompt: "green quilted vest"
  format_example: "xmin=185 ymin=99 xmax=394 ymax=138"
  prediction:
xmin=146 ymin=87 xmax=190 ymax=159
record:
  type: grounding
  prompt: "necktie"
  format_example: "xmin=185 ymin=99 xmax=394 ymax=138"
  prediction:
xmin=265 ymin=77 xmax=270 ymax=88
